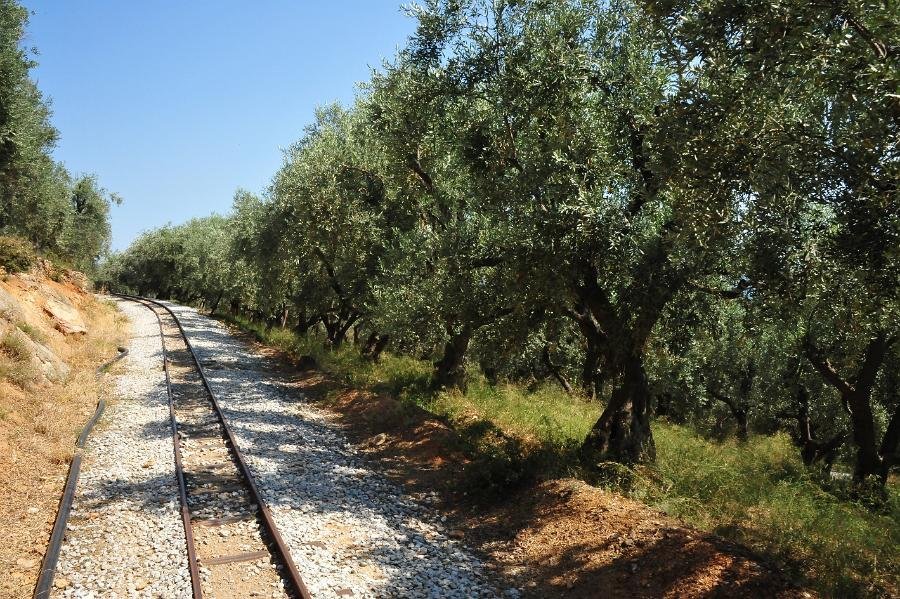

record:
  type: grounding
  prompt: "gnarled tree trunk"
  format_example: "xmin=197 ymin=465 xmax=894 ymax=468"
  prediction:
xmin=432 ymin=326 xmax=473 ymax=391
xmin=542 ymin=345 xmax=574 ymax=395
xmin=210 ymin=291 xmax=224 ymax=314
xmin=708 ymin=388 xmax=749 ymax=442
xmin=806 ymin=332 xmax=897 ymax=483
xmin=581 ymin=351 xmax=655 ymax=464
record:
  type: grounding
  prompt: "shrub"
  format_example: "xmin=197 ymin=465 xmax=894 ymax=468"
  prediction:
xmin=0 ymin=331 xmax=31 ymax=361
xmin=17 ymin=322 xmax=47 ymax=344
xmin=0 ymin=236 xmax=35 ymax=273
xmin=0 ymin=330 xmax=35 ymax=387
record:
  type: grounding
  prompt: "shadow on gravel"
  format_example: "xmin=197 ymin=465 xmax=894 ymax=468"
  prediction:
xmin=162 ymin=304 xmax=497 ymax=597
xmin=70 ymin=471 xmax=182 ymax=515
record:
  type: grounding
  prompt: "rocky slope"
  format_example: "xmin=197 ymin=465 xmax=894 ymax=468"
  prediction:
xmin=0 ymin=261 xmax=125 ymax=599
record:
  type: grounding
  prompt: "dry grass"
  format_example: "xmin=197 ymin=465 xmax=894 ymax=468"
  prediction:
xmin=0 ymin=286 xmax=127 ymax=599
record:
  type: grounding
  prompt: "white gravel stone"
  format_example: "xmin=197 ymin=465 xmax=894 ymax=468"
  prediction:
xmin=165 ymin=301 xmax=502 ymax=599
xmin=53 ymin=298 xmax=191 ymax=598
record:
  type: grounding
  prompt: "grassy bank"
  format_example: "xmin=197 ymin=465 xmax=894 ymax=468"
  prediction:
xmin=226 ymin=315 xmax=898 ymax=597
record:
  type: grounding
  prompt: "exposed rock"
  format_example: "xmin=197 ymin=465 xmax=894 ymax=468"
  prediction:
xmin=43 ymin=297 xmax=87 ymax=335
xmin=11 ymin=328 xmax=70 ymax=383
xmin=0 ymin=286 xmax=24 ymax=322
xmin=64 ymin=270 xmax=90 ymax=290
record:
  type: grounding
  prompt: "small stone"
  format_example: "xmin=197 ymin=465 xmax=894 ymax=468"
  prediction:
xmin=448 ymin=529 xmax=465 ymax=539
xmin=27 ymin=506 xmax=40 ymax=514
xmin=134 ymin=578 xmax=149 ymax=590
xmin=54 ymin=577 xmax=70 ymax=589
xmin=16 ymin=557 xmax=37 ymax=569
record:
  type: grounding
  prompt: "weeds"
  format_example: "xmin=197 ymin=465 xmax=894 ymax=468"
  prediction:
xmin=0 ymin=330 xmax=35 ymax=387
xmin=17 ymin=322 xmax=47 ymax=344
xmin=1 ymin=331 xmax=31 ymax=362
xmin=0 ymin=360 xmax=34 ymax=387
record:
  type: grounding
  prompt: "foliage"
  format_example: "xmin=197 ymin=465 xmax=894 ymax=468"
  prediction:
xmin=105 ymin=0 xmax=899 ymax=492
xmin=0 ymin=234 xmax=32 ymax=272
xmin=0 ymin=2 xmax=117 ymax=273
xmin=222 ymin=317 xmax=900 ymax=597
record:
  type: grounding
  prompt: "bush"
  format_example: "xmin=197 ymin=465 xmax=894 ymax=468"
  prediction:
xmin=17 ymin=322 xmax=47 ymax=344
xmin=0 ymin=236 xmax=35 ymax=273
xmin=0 ymin=331 xmax=31 ymax=361
xmin=0 ymin=330 xmax=35 ymax=387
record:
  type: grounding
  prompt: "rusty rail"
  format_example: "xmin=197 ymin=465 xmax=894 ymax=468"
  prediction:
xmin=138 ymin=295 xmax=205 ymax=598
xmin=120 ymin=294 xmax=312 ymax=599
xmin=33 ymin=344 xmax=128 ymax=599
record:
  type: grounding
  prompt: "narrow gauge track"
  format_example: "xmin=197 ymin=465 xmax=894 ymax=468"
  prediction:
xmin=121 ymin=295 xmax=312 ymax=599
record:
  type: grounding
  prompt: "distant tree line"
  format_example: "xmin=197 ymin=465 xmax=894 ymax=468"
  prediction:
xmin=104 ymin=0 xmax=899 ymax=488
xmin=0 ymin=0 xmax=117 ymax=272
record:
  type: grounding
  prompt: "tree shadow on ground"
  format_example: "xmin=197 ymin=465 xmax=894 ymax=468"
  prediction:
xmin=180 ymin=304 xmax=807 ymax=598
xmin=163 ymin=303 xmax=502 ymax=597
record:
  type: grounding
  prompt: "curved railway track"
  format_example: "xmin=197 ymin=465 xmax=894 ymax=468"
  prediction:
xmin=120 ymin=294 xmax=312 ymax=599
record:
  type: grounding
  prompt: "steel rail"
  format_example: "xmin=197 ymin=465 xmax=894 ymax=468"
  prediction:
xmin=120 ymin=294 xmax=312 ymax=599
xmin=33 ymin=344 xmax=129 ymax=599
xmin=136 ymin=295 xmax=205 ymax=598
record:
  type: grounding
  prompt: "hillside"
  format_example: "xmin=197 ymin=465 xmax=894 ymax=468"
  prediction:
xmin=0 ymin=260 xmax=125 ymax=599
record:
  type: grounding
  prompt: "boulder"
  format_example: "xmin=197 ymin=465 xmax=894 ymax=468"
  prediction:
xmin=11 ymin=328 xmax=69 ymax=383
xmin=43 ymin=297 xmax=87 ymax=335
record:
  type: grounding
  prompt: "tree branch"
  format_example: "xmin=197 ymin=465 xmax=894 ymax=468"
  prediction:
xmin=805 ymin=340 xmax=854 ymax=396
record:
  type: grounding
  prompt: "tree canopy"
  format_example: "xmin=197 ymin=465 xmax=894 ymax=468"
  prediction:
xmin=107 ymin=0 xmax=899 ymax=488
xmin=0 ymin=0 xmax=118 ymax=272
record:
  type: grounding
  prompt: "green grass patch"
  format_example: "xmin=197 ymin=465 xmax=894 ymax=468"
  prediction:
xmin=641 ymin=425 xmax=899 ymax=596
xmin=222 ymin=315 xmax=898 ymax=597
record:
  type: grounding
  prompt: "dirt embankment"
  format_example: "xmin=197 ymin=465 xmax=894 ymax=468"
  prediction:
xmin=247 ymin=342 xmax=811 ymax=599
xmin=0 ymin=263 xmax=126 ymax=599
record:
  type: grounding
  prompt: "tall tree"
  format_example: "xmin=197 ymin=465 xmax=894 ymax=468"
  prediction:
xmin=645 ymin=0 xmax=900 ymax=482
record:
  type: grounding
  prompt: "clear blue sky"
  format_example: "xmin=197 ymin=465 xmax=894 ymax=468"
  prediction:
xmin=23 ymin=1 xmax=416 ymax=251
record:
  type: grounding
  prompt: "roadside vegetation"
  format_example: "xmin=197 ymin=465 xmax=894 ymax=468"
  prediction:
xmin=0 ymin=1 xmax=118 ymax=277
xmin=226 ymin=315 xmax=899 ymax=597
xmin=101 ymin=0 xmax=898 ymax=596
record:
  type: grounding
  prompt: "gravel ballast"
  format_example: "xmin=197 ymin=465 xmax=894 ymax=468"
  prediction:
xmin=53 ymin=298 xmax=191 ymax=598
xmin=166 ymin=302 xmax=504 ymax=599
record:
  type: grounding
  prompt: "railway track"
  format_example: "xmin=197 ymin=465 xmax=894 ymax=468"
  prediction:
xmin=122 ymin=295 xmax=312 ymax=599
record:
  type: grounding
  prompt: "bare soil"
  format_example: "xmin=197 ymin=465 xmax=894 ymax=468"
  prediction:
xmin=0 ymin=273 xmax=126 ymax=599
xmin=243 ymin=338 xmax=813 ymax=599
